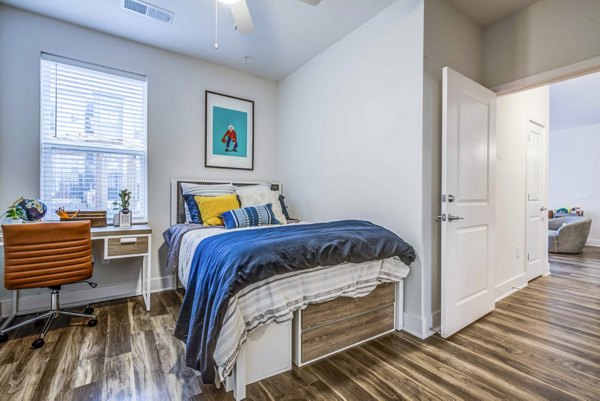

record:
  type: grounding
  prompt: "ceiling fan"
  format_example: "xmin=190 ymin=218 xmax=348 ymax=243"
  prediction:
xmin=217 ymin=0 xmax=322 ymax=35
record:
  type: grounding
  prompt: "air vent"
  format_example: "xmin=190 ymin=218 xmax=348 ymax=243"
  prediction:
xmin=122 ymin=0 xmax=174 ymax=23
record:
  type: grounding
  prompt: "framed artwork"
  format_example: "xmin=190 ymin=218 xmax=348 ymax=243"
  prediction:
xmin=205 ymin=91 xmax=254 ymax=170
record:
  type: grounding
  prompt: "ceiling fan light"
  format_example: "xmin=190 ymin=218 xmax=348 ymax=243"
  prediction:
xmin=218 ymin=0 xmax=240 ymax=4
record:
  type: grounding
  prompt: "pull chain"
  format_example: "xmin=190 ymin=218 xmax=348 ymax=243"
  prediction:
xmin=214 ymin=0 xmax=219 ymax=49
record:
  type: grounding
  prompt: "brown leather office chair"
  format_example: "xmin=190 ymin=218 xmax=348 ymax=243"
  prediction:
xmin=0 ymin=221 xmax=98 ymax=348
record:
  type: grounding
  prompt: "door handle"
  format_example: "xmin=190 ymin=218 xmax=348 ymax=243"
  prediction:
xmin=447 ymin=214 xmax=464 ymax=222
xmin=540 ymin=207 xmax=547 ymax=211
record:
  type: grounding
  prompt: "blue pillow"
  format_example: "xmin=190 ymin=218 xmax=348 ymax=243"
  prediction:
xmin=221 ymin=204 xmax=281 ymax=229
xmin=183 ymin=194 xmax=202 ymax=224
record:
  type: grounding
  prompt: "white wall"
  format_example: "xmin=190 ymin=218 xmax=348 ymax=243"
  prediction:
xmin=549 ymin=123 xmax=600 ymax=245
xmin=483 ymin=0 xmax=600 ymax=88
xmin=0 ymin=5 xmax=278 ymax=309
xmin=495 ymin=86 xmax=549 ymax=300
xmin=278 ymin=0 xmax=427 ymax=336
xmin=422 ymin=0 xmax=483 ymax=333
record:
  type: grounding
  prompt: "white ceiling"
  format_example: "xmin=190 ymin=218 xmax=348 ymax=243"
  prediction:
xmin=447 ymin=0 xmax=538 ymax=26
xmin=0 ymin=0 xmax=396 ymax=81
xmin=550 ymin=71 xmax=600 ymax=131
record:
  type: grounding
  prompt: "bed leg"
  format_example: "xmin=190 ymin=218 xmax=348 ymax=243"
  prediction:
xmin=395 ymin=281 xmax=404 ymax=331
xmin=232 ymin=346 xmax=247 ymax=400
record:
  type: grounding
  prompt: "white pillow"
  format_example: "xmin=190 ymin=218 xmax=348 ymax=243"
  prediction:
xmin=235 ymin=183 xmax=271 ymax=194
xmin=181 ymin=182 xmax=236 ymax=196
xmin=236 ymin=188 xmax=287 ymax=224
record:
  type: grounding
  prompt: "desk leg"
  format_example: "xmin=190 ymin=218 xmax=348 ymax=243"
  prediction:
xmin=11 ymin=290 xmax=17 ymax=315
xmin=0 ymin=291 xmax=18 ymax=332
xmin=143 ymin=235 xmax=152 ymax=312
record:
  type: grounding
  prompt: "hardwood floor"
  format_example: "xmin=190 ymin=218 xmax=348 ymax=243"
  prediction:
xmin=0 ymin=248 xmax=599 ymax=400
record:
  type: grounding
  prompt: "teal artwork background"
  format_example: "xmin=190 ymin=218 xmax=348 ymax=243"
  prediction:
xmin=212 ymin=106 xmax=248 ymax=158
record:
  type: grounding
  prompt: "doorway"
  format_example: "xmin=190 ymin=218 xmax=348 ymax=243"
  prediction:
xmin=440 ymin=64 xmax=600 ymax=337
xmin=494 ymin=70 xmax=600 ymax=301
xmin=547 ymin=72 xmax=600 ymax=255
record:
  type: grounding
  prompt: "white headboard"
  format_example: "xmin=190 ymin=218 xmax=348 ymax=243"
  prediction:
xmin=170 ymin=179 xmax=282 ymax=225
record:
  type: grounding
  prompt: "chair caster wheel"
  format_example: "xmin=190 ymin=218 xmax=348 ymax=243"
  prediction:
xmin=84 ymin=307 xmax=94 ymax=314
xmin=88 ymin=319 xmax=98 ymax=327
xmin=0 ymin=333 xmax=8 ymax=343
xmin=32 ymin=338 xmax=44 ymax=349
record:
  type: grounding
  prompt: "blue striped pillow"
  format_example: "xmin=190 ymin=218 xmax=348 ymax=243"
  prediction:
xmin=183 ymin=194 xmax=202 ymax=224
xmin=221 ymin=204 xmax=281 ymax=229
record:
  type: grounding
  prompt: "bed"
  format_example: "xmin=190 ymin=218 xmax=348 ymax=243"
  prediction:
xmin=165 ymin=179 xmax=415 ymax=400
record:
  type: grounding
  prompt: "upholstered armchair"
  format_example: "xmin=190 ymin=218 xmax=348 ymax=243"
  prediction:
xmin=548 ymin=217 xmax=592 ymax=254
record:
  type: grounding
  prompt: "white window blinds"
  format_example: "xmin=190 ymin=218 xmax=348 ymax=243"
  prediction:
xmin=40 ymin=53 xmax=148 ymax=222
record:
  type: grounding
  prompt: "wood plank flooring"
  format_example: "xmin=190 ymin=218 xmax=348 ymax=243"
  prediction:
xmin=0 ymin=248 xmax=599 ymax=400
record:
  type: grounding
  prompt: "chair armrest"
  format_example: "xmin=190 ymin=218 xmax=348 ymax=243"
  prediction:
xmin=556 ymin=220 xmax=591 ymax=253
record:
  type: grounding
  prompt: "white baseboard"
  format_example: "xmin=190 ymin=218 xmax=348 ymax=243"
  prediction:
xmin=402 ymin=311 xmax=427 ymax=339
xmin=495 ymin=273 xmax=527 ymax=302
xmin=401 ymin=310 xmax=440 ymax=339
xmin=543 ymin=261 xmax=551 ymax=276
xmin=586 ymin=238 xmax=600 ymax=247
xmin=151 ymin=275 xmax=175 ymax=293
xmin=429 ymin=310 xmax=440 ymax=334
xmin=1 ymin=275 xmax=174 ymax=317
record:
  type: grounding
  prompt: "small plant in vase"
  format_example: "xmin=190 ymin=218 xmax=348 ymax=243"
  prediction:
xmin=2 ymin=197 xmax=25 ymax=224
xmin=112 ymin=189 xmax=132 ymax=227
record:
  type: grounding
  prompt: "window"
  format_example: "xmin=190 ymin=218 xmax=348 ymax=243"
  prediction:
xmin=40 ymin=53 xmax=148 ymax=222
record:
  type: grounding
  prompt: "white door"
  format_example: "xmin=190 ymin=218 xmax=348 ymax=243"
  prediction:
xmin=441 ymin=67 xmax=496 ymax=338
xmin=526 ymin=119 xmax=547 ymax=280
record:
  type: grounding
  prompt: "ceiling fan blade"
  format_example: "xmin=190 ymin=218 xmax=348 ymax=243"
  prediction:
xmin=230 ymin=0 xmax=254 ymax=34
xmin=297 ymin=0 xmax=321 ymax=5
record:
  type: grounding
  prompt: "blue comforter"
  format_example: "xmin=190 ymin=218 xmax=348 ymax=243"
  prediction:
xmin=173 ymin=220 xmax=415 ymax=383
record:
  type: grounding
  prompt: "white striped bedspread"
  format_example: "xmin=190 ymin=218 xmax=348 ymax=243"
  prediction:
xmin=177 ymin=224 xmax=410 ymax=383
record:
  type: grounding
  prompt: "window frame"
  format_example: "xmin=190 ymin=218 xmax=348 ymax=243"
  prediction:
xmin=40 ymin=53 xmax=149 ymax=223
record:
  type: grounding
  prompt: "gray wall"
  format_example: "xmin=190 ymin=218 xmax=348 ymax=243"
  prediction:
xmin=0 ymin=5 xmax=279 ymax=305
xmin=495 ymin=86 xmax=549 ymax=298
xmin=422 ymin=0 xmax=483 ymax=332
xmin=278 ymin=0 xmax=427 ymax=336
xmin=483 ymin=0 xmax=600 ymax=88
xmin=549 ymin=123 xmax=600 ymax=244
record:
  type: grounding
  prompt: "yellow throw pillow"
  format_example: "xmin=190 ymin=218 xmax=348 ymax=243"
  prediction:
xmin=195 ymin=194 xmax=240 ymax=226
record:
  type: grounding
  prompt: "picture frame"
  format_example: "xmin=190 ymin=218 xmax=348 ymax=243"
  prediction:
xmin=205 ymin=91 xmax=254 ymax=170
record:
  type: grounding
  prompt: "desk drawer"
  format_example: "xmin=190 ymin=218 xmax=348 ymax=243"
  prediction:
xmin=107 ymin=236 xmax=148 ymax=257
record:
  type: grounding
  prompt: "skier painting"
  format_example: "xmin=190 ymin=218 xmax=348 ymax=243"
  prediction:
xmin=207 ymin=91 xmax=253 ymax=169
xmin=211 ymin=105 xmax=247 ymax=158
xmin=221 ymin=125 xmax=238 ymax=152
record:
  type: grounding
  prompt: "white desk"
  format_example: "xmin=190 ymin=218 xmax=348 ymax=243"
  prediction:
xmin=91 ymin=225 xmax=153 ymax=311
xmin=1 ymin=224 xmax=153 ymax=318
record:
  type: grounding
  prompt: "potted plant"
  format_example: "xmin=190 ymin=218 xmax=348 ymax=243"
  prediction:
xmin=1 ymin=197 xmax=25 ymax=224
xmin=112 ymin=189 xmax=132 ymax=227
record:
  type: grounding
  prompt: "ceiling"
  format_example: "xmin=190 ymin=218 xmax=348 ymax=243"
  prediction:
xmin=550 ymin=71 xmax=600 ymax=131
xmin=0 ymin=0 xmax=396 ymax=81
xmin=447 ymin=0 xmax=538 ymax=26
